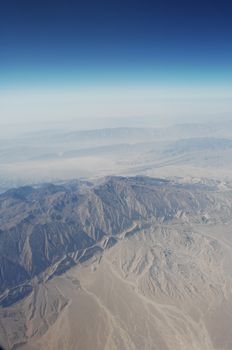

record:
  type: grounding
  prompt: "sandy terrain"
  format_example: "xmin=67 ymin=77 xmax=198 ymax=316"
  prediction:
xmin=2 ymin=219 xmax=232 ymax=350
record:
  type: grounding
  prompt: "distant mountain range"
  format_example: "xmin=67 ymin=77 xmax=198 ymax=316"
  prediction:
xmin=2 ymin=123 xmax=232 ymax=193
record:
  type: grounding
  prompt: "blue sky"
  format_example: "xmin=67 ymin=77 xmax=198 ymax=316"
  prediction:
xmin=0 ymin=0 xmax=232 ymax=127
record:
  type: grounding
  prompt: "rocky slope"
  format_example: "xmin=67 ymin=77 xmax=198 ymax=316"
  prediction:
xmin=1 ymin=176 xmax=232 ymax=349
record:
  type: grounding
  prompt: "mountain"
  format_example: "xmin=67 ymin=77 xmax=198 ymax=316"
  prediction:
xmin=2 ymin=124 xmax=232 ymax=192
xmin=1 ymin=176 xmax=232 ymax=349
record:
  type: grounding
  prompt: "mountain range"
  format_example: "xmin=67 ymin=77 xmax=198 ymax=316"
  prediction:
xmin=1 ymin=176 xmax=232 ymax=349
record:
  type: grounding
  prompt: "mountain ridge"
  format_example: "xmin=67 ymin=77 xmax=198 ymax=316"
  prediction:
xmin=1 ymin=176 xmax=232 ymax=308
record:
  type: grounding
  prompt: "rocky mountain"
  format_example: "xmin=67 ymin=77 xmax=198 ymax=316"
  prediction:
xmin=1 ymin=176 xmax=232 ymax=349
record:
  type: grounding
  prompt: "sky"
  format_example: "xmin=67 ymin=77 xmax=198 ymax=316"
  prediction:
xmin=0 ymin=0 xmax=232 ymax=129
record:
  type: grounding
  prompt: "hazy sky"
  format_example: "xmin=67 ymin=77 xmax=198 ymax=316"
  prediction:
xmin=0 ymin=0 xmax=232 ymax=129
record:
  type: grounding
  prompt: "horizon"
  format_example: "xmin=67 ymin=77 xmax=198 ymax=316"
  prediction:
xmin=1 ymin=0 xmax=232 ymax=130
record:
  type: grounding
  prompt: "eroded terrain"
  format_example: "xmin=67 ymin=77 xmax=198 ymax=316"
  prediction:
xmin=1 ymin=176 xmax=232 ymax=349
